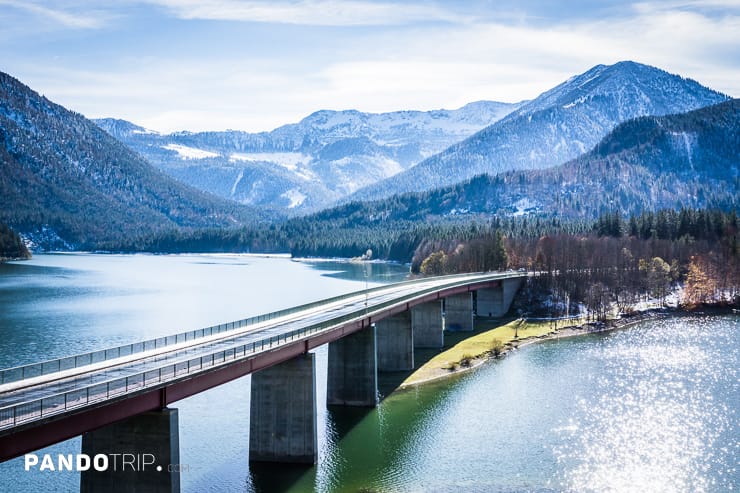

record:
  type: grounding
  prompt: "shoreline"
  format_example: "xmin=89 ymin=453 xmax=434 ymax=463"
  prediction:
xmin=398 ymin=305 xmax=736 ymax=389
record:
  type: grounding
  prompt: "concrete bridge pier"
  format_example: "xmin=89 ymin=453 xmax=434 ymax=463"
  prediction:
xmin=475 ymin=278 xmax=523 ymax=317
xmin=411 ymin=301 xmax=444 ymax=349
xmin=444 ymin=293 xmax=474 ymax=331
xmin=376 ymin=311 xmax=414 ymax=371
xmin=80 ymin=408 xmax=180 ymax=493
xmin=327 ymin=325 xmax=378 ymax=406
xmin=249 ymin=353 xmax=317 ymax=464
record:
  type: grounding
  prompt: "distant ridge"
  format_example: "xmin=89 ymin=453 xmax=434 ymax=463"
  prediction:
xmin=302 ymin=99 xmax=740 ymax=224
xmin=95 ymin=100 xmax=521 ymax=213
xmin=347 ymin=61 xmax=729 ymax=202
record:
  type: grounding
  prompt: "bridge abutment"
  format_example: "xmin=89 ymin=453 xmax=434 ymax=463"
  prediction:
xmin=249 ymin=353 xmax=317 ymax=464
xmin=327 ymin=325 xmax=378 ymax=406
xmin=476 ymin=278 xmax=523 ymax=317
xmin=80 ymin=407 xmax=180 ymax=493
xmin=475 ymin=284 xmax=504 ymax=317
xmin=411 ymin=301 xmax=444 ymax=349
xmin=444 ymin=293 xmax=474 ymax=331
xmin=376 ymin=311 xmax=414 ymax=371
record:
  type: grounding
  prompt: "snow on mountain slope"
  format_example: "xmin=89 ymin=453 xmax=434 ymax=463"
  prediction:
xmin=349 ymin=61 xmax=729 ymax=202
xmin=163 ymin=144 xmax=220 ymax=159
xmin=309 ymin=99 xmax=739 ymax=226
xmin=95 ymin=100 xmax=520 ymax=212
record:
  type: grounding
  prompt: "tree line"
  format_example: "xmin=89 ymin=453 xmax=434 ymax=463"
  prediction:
xmin=0 ymin=223 xmax=31 ymax=261
xmin=416 ymin=208 xmax=738 ymax=318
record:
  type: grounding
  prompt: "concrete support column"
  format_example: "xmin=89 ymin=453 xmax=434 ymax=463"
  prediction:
xmin=376 ymin=311 xmax=413 ymax=371
xmin=411 ymin=301 xmax=444 ymax=349
xmin=80 ymin=408 xmax=180 ymax=493
xmin=327 ymin=325 xmax=378 ymax=406
xmin=445 ymin=293 xmax=474 ymax=332
xmin=249 ymin=353 xmax=317 ymax=464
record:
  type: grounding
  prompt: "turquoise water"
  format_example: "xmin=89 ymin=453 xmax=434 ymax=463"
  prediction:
xmin=0 ymin=254 xmax=736 ymax=492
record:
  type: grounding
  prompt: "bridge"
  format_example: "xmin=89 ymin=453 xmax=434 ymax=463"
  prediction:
xmin=0 ymin=271 xmax=525 ymax=492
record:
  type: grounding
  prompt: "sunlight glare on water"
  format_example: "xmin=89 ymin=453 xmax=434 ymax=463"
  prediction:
xmin=551 ymin=317 xmax=738 ymax=493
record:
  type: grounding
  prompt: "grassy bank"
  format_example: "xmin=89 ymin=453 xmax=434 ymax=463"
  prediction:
xmin=400 ymin=301 xmax=739 ymax=389
xmin=401 ymin=317 xmax=572 ymax=387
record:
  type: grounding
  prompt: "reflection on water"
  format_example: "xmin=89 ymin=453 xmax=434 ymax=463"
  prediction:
xmin=0 ymin=255 xmax=736 ymax=492
xmin=300 ymin=260 xmax=410 ymax=284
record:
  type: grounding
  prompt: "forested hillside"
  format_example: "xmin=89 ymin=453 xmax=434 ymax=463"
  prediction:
xmin=0 ymin=71 xmax=266 ymax=249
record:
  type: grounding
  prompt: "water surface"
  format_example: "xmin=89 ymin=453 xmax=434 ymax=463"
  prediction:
xmin=0 ymin=255 xmax=736 ymax=492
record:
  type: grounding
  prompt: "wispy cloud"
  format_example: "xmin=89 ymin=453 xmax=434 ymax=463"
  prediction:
xmin=3 ymin=1 xmax=738 ymax=133
xmin=0 ymin=0 xmax=107 ymax=29
xmin=146 ymin=0 xmax=469 ymax=26
xmin=634 ymin=0 xmax=740 ymax=13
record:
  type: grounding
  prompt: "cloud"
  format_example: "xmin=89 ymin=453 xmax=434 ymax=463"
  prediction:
xmin=145 ymin=0 xmax=469 ymax=26
xmin=5 ymin=0 xmax=738 ymax=134
xmin=633 ymin=0 xmax=740 ymax=14
xmin=0 ymin=0 xmax=107 ymax=29
xmin=339 ymin=3 xmax=740 ymax=99
xmin=13 ymin=60 xmax=322 ymax=132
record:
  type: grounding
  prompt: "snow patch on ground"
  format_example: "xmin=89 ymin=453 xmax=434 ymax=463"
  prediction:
xmin=230 ymin=169 xmax=244 ymax=197
xmin=377 ymin=157 xmax=403 ymax=177
xmin=229 ymin=152 xmax=310 ymax=170
xmin=631 ymin=289 xmax=683 ymax=311
xmin=669 ymin=131 xmax=696 ymax=168
xmin=512 ymin=197 xmax=541 ymax=216
xmin=163 ymin=144 xmax=219 ymax=159
xmin=331 ymin=157 xmax=353 ymax=168
xmin=294 ymin=169 xmax=318 ymax=182
xmin=281 ymin=189 xmax=306 ymax=208
xmin=562 ymin=95 xmax=588 ymax=109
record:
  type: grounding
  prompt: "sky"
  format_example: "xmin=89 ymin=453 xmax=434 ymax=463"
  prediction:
xmin=0 ymin=0 xmax=738 ymax=133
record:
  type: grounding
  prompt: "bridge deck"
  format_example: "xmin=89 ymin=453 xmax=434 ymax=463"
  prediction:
xmin=0 ymin=271 xmax=525 ymax=461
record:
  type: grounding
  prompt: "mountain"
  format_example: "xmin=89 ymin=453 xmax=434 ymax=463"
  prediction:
xmin=349 ymin=61 xmax=730 ymax=202
xmin=301 ymin=99 xmax=739 ymax=225
xmin=0 ymin=71 xmax=264 ymax=249
xmin=94 ymin=100 xmax=520 ymax=212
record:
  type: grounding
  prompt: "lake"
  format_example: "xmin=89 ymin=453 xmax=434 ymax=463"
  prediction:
xmin=0 ymin=254 xmax=736 ymax=492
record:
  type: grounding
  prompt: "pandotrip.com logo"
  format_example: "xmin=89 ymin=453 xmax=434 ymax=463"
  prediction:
xmin=24 ymin=453 xmax=189 ymax=473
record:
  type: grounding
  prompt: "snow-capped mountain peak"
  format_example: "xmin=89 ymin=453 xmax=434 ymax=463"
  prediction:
xmin=95 ymin=100 xmax=520 ymax=212
xmin=346 ymin=61 xmax=729 ymax=203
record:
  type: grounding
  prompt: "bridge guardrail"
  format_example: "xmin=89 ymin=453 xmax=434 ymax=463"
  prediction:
xmin=0 ymin=275 xmax=405 ymax=385
xmin=0 ymin=271 xmax=491 ymax=386
xmin=0 ymin=272 xmax=523 ymax=431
